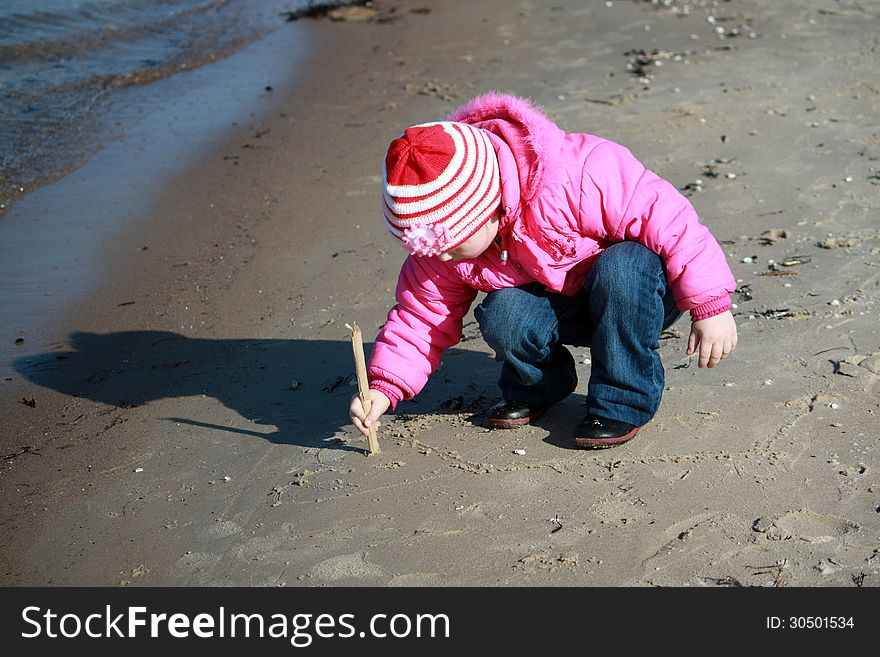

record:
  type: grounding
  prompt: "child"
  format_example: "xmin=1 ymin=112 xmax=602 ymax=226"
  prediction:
xmin=349 ymin=93 xmax=737 ymax=448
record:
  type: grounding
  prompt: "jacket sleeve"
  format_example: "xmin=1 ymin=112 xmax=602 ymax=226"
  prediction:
xmin=579 ymin=140 xmax=736 ymax=319
xmin=367 ymin=255 xmax=478 ymax=409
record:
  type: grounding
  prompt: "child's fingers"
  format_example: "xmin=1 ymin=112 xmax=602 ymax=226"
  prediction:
xmin=707 ymin=341 xmax=724 ymax=368
xmin=721 ymin=332 xmax=738 ymax=362
xmin=349 ymin=397 xmax=364 ymax=421
xmin=364 ymin=413 xmax=383 ymax=432
xmin=699 ymin=339 xmax=723 ymax=368
xmin=687 ymin=331 xmax=697 ymax=355
xmin=353 ymin=416 xmax=380 ymax=437
xmin=722 ymin=336 xmax=735 ymax=358
xmin=352 ymin=415 xmax=369 ymax=437
xmin=349 ymin=396 xmax=371 ymax=437
xmin=365 ymin=405 xmax=384 ymax=425
xmin=363 ymin=391 xmax=390 ymax=429
xmin=698 ymin=339 xmax=712 ymax=367
xmin=350 ymin=392 xmax=386 ymax=437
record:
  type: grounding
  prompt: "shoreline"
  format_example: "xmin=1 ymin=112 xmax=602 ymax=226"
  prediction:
xmin=2 ymin=0 xmax=879 ymax=587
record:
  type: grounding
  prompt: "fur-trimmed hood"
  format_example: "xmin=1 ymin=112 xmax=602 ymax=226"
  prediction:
xmin=447 ymin=93 xmax=566 ymax=204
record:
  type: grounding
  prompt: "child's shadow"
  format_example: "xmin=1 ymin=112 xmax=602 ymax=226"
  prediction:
xmin=536 ymin=402 xmax=592 ymax=451
xmin=14 ymin=330 xmax=501 ymax=453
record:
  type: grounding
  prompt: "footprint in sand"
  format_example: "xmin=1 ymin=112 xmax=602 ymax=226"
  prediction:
xmin=309 ymin=552 xmax=385 ymax=582
xmin=234 ymin=534 xmax=290 ymax=563
xmin=205 ymin=520 xmax=243 ymax=538
xmin=767 ymin=510 xmax=860 ymax=544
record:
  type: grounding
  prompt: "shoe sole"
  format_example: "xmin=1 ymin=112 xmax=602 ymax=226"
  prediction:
xmin=485 ymin=407 xmax=548 ymax=429
xmin=572 ymin=426 xmax=640 ymax=449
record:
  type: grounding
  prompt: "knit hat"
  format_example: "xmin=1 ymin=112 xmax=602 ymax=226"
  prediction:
xmin=382 ymin=121 xmax=501 ymax=257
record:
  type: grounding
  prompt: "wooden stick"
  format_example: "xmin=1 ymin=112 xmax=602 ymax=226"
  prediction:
xmin=346 ymin=322 xmax=380 ymax=455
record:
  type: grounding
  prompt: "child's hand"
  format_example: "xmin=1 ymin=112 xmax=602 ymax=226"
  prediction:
xmin=687 ymin=310 xmax=738 ymax=368
xmin=349 ymin=389 xmax=391 ymax=438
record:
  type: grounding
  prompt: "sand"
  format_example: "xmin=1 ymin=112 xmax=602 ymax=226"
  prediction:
xmin=1 ymin=0 xmax=878 ymax=587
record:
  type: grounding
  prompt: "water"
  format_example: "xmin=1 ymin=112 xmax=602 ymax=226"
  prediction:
xmin=0 ymin=0 xmax=309 ymax=212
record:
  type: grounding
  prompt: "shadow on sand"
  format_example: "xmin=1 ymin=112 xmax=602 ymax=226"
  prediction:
xmin=14 ymin=330 xmax=522 ymax=452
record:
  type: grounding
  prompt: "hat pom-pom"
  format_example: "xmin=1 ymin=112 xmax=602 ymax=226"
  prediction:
xmin=403 ymin=225 xmax=450 ymax=257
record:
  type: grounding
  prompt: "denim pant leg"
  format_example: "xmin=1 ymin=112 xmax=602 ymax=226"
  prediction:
xmin=474 ymin=283 xmax=581 ymax=407
xmin=581 ymin=241 xmax=682 ymax=426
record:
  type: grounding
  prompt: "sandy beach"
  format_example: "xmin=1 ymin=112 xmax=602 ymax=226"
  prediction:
xmin=1 ymin=0 xmax=879 ymax=588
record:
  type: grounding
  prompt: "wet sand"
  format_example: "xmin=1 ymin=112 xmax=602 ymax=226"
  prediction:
xmin=1 ymin=0 xmax=879 ymax=587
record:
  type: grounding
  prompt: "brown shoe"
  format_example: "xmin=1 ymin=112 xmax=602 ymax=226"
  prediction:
xmin=572 ymin=414 xmax=640 ymax=449
xmin=485 ymin=400 xmax=549 ymax=429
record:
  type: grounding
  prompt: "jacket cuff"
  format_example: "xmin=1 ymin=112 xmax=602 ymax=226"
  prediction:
xmin=369 ymin=380 xmax=405 ymax=411
xmin=690 ymin=295 xmax=733 ymax=322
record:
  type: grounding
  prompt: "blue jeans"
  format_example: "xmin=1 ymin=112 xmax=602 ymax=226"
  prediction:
xmin=474 ymin=241 xmax=682 ymax=426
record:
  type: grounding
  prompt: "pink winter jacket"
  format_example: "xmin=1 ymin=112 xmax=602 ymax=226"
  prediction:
xmin=368 ymin=93 xmax=736 ymax=408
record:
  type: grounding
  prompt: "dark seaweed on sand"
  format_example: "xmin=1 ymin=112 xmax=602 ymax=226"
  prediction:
xmin=281 ymin=0 xmax=371 ymax=22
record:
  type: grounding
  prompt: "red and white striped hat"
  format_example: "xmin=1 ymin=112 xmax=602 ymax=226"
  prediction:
xmin=382 ymin=122 xmax=501 ymax=257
